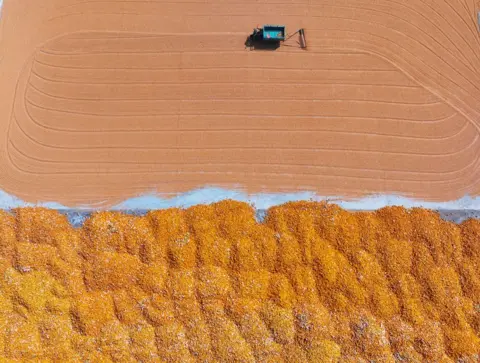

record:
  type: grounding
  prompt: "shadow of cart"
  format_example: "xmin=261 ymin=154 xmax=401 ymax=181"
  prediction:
xmin=245 ymin=36 xmax=281 ymax=50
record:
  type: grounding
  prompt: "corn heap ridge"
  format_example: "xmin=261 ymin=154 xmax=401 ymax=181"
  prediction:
xmin=0 ymin=201 xmax=479 ymax=362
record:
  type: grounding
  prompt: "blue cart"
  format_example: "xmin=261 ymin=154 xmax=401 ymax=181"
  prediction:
xmin=262 ymin=25 xmax=286 ymax=41
xmin=246 ymin=25 xmax=306 ymax=50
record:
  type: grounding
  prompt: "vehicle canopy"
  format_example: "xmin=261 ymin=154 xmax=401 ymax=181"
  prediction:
xmin=262 ymin=25 xmax=286 ymax=41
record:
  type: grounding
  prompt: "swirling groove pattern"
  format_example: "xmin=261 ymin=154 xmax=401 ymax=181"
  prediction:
xmin=1 ymin=0 xmax=480 ymax=205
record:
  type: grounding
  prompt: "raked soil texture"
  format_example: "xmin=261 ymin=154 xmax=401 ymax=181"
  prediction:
xmin=2 ymin=0 xmax=480 ymax=206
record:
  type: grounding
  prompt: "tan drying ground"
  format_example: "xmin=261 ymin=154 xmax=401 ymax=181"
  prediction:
xmin=1 ymin=0 xmax=480 ymax=206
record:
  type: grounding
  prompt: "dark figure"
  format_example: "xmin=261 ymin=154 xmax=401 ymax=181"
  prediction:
xmin=245 ymin=28 xmax=281 ymax=50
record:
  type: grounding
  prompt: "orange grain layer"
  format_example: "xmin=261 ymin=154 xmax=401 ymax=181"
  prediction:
xmin=0 ymin=201 xmax=480 ymax=362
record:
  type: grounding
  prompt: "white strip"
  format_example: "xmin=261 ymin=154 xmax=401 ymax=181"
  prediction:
xmin=1 ymin=187 xmax=480 ymax=211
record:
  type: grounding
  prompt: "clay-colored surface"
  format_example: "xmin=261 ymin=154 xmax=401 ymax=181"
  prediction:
xmin=1 ymin=0 xmax=480 ymax=205
xmin=1 ymin=201 xmax=480 ymax=361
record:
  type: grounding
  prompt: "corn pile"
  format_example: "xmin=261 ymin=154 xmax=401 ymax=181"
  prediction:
xmin=0 ymin=201 xmax=479 ymax=362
